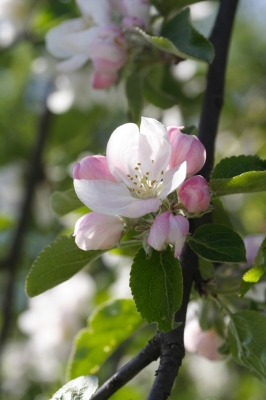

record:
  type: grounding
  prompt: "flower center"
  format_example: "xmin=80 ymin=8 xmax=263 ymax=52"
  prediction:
xmin=126 ymin=161 xmax=164 ymax=198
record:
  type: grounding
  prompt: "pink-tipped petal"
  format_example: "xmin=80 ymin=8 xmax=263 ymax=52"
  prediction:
xmin=147 ymin=212 xmax=170 ymax=251
xmin=159 ymin=161 xmax=187 ymax=199
xmin=168 ymin=214 xmax=189 ymax=257
xmin=167 ymin=127 xmax=206 ymax=176
xmin=74 ymin=212 xmax=124 ymax=250
xmin=91 ymin=70 xmax=118 ymax=89
xmin=73 ymin=155 xmax=116 ymax=181
xmin=74 ymin=179 xmax=160 ymax=217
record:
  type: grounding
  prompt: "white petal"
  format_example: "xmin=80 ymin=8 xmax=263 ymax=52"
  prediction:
xmin=106 ymin=123 xmax=140 ymax=188
xmin=140 ymin=117 xmax=168 ymax=140
xmin=74 ymin=179 xmax=160 ymax=217
xmin=159 ymin=161 xmax=187 ymax=198
xmin=76 ymin=0 xmax=111 ymax=24
xmin=138 ymin=132 xmax=171 ymax=181
xmin=147 ymin=212 xmax=170 ymax=251
xmin=57 ymin=54 xmax=90 ymax=72
xmin=45 ymin=19 xmax=85 ymax=58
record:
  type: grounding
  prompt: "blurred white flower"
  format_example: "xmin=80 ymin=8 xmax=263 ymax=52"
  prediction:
xmin=0 ymin=0 xmax=28 ymax=47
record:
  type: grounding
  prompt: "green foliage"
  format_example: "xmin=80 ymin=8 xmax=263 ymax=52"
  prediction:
xmin=126 ymin=71 xmax=144 ymax=124
xmin=181 ymin=125 xmax=198 ymax=135
xmin=210 ymin=171 xmax=266 ymax=198
xmin=130 ymin=247 xmax=183 ymax=332
xmin=138 ymin=9 xmax=214 ymax=64
xmin=50 ymin=376 xmax=98 ymax=400
xmin=239 ymin=238 xmax=266 ymax=297
xmin=142 ymin=64 xmax=178 ymax=109
xmin=228 ymin=310 xmax=266 ymax=384
xmin=151 ymin=0 xmax=203 ymax=16
xmin=68 ymin=299 xmax=143 ymax=379
xmin=211 ymin=156 xmax=266 ymax=179
xmin=187 ymin=224 xmax=246 ymax=263
xmin=51 ymin=189 xmax=85 ymax=216
xmin=26 ymin=236 xmax=105 ymax=297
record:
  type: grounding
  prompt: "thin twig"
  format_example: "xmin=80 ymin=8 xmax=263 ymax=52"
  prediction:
xmin=91 ymin=337 xmax=160 ymax=400
xmin=0 ymin=102 xmax=52 ymax=355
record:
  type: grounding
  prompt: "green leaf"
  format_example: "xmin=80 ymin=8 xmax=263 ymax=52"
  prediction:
xmin=228 ymin=310 xmax=266 ymax=384
xmin=51 ymin=188 xmax=85 ymax=216
xmin=143 ymin=70 xmax=177 ymax=109
xmin=51 ymin=376 xmax=98 ymax=400
xmin=210 ymin=171 xmax=266 ymax=198
xmin=187 ymin=224 xmax=246 ymax=263
xmin=126 ymin=71 xmax=144 ymax=124
xmin=67 ymin=299 xmax=143 ymax=379
xmin=138 ymin=9 xmax=214 ymax=64
xmin=130 ymin=247 xmax=183 ymax=332
xmin=211 ymin=155 xmax=266 ymax=179
xmin=151 ymin=0 xmax=203 ymax=16
xmin=161 ymin=9 xmax=214 ymax=63
xmin=26 ymin=236 xmax=105 ymax=297
xmin=239 ymin=238 xmax=266 ymax=297
xmin=180 ymin=125 xmax=198 ymax=136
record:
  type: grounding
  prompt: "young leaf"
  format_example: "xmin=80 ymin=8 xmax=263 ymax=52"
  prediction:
xmin=130 ymin=247 xmax=183 ymax=332
xmin=144 ymin=77 xmax=177 ymax=109
xmin=211 ymin=155 xmax=266 ymax=179
xmin=239 ymin=238 xmax=266 ymax=297
xmin=187 ymin=224 xmax=246 ymax=263
xmin=151 ymin=0 xmax=204 ymax=17
xmin=210 ymin=171 xmax=266 ymax=198
xmin=51 ymin=188 xmax=85 ymax=216
xmin=67 ymin=299 xmax=143 ymax=379
xmin=26 ymin=236 xmax=105 ymax=297
xmin=138 ymin=8 xmax=214 ymax=64
xmin=180 ymin=125 xmax=198 ymax=136
xmin=51 ymin=376 xmax=98 ymax=400
xmin=126 ymin=71 xmax=144 ymax=124
xmin=228 ymin=310 xmax=266 ymax=384
xmin=161 ymin=9 xmax=214 ymax=63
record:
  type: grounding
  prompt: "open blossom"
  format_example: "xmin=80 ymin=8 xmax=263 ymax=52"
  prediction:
xmin=45 ymin=0 xmax=150 ymax=89
xmin=74 ymin=117 xmax=188 ymax=218
xmin=184 ymin=319 xmax=225 ymax=361
xmin=179 ymin=175 xmax=210 ymax=214
xmin=147 ymin=212 xmax=189 ymax=257
xmin=73 ymin=117 xmax=207 ymax=253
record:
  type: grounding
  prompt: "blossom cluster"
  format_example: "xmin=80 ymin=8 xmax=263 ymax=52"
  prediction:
xmin=73 ymin=117 xmax=210 ymax=257
xmin=45 ymin=0 xmax=150 ymax=89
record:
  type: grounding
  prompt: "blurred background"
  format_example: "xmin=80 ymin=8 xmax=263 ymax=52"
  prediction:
xmin=0 ymin=0 xmax=266 ymax=399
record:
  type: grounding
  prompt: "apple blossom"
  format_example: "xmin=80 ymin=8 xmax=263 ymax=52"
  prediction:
xmin=74 ymin=117 xmax=187 ymax=219
xmin=167 ymin=126 xmax=206 ymax=177
xmin=184 ymin=319 xmax=225 ymax=361
xmin=45 ymin=0 xmax=150 ymax=89
xmin=74 ymin=212 xmax=124 ymax=251
xmin=147 ymin=212 xmax=189 ymax=257
xmin=178 ymin=175 xmax=210 ymax=214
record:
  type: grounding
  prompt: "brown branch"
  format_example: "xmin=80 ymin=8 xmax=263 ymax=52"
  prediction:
xmin=91 ymin=337 xmax=160 ymax=400
xmin=0 ymin=101 xmax=52 ymax=356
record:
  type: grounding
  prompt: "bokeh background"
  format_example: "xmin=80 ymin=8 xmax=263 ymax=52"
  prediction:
xmin=0 ymin=1 xmax=266 ymax=399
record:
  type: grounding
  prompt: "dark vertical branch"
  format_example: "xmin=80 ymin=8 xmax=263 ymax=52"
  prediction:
xmin=198 ymin=0 xmax=239 ymax=181
xmin=146 ymin=0 xmax=239 ymax=398
xmin=0 ymin=103 xmax=52 ymax=355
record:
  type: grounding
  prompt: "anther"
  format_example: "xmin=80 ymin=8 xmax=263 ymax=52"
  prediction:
xmin=137 ymin=162 xmax=141 ymax=165
xmin=133 ymin=182 xmax=138 ymax=185
xmin=135 ymin=175 xmax=138 ymax=178
xmin=146 ymin=172 xmax=150 ymax=175
xmin=127 ymin=174 xmax=131 ymax=177
xmin=151 ymin=160 xmax=154 ymax=163
xmin=135 ymin=167 xmax=139 ymax=170
xmin=130 ymin=177 xmax=133 ymax=180
xmin=161 ymin=171 xmax=164 ymax=175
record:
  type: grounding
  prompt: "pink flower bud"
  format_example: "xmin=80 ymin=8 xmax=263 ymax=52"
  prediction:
xmin=147 ymin=211 xmax=189 ymax=257
xmin=184 ymin=319 xmax=225 ymax=361
xmin=178 ymin=175 xmax=210 ymax=214
xmin=167 ymin=127 xmax=206 ymax=177
xmin=242 ymin=234 xmax=265 ymax=267
xmin=74 ymin=212 xmax=124 ymax=251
